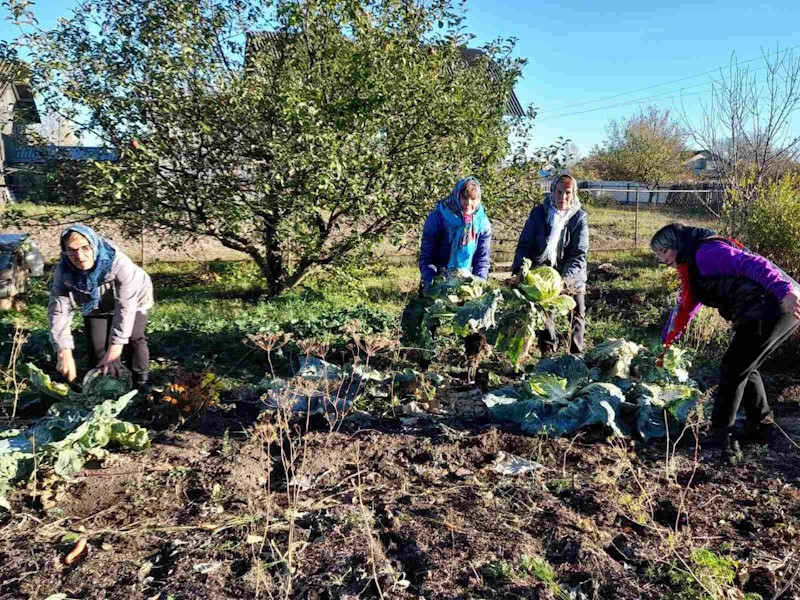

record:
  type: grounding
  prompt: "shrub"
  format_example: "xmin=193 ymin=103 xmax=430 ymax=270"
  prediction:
xmin=737 ymin=173 xmax=800 ymax=277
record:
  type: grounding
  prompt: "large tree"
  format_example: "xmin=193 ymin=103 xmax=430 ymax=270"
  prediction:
xmin=590 ymin=106 xmax=687 ymax=200
xmin=6 ymin=0 xmax=534 ymax=295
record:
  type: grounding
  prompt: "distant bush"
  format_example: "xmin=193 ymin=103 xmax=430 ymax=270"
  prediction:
xmin=581 ymin=191 xmax=617 ymax=208
xmin=737 ymin=173 xmax=800 ymax=277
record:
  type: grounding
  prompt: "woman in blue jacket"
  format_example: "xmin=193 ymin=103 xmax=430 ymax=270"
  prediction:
xmin=418 ymin=176 xmax=492 ymax=288
xmin=510 ymin=174 xmax=589 ymax=356
xmin=402 ymin=176 xmax=492 ymax=375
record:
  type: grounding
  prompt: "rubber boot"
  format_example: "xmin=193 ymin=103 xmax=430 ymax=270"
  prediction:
xmin=718 ymin=428 xmax=743 ymax=465
xmin=741 ymin=412 xmax=777 ymax=444
xmin=133 ymin=370 xmax=152 ymax=397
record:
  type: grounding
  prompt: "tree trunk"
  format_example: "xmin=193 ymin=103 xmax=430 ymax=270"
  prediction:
xmin=258 ymin=212 xmax=285 ymax=297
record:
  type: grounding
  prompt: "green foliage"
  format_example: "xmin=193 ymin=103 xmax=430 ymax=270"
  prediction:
xmin=522 ymin=373 xmax=570 ymax=404
xmin=481 ymin=560 xmax=515 ymax=582
xmin=736 ymin=172 xmax=800 ymax=277
xmin=589 ymin=106 xmax=687 ymax=189
xmin=26 ymin=364 xmax=70 ymax=399
xmin=487 ymin=342 xmax=702 ymax=439
xmin=452 ymin=289 xmax=503 ymax=337
xmin=519 ymin=262 xmax=565 ymax=303
xmin=585 ymin=339 xmax=643 ymax=378
xmin=518 ymin=556 xmax=571 ymax=600
xmin=492 ymin=300 xmax=542 ymax=368
xmin=1 ymin=367 xmax=149 ymax=511
xmin=408 ymin=263 xmax=576 ymax=369
xmin=10 ymin=0 xmax=537 ymax=295
xmin=427 ymin=270 xmax=487 ymax=303
xmin=631 ymin=345 xmax=694 ymax=384
xmin=534 ymin=354 xmax=590 ymax=387
xmin=480 ymin=556 xmax=568 ymax=598
xmin=667 ymin=548 xmax=739 ymax=600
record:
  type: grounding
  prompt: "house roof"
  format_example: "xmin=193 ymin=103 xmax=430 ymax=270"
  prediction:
xmin=6 ymin=145 xmax=118 ymax=164
xmin=245 ymin=32 xmax=525 ymax=117
xmin=0 ymin=59 xmax=41 ymax=124
xmin=454 ymin=47 xmax=524 ymax=117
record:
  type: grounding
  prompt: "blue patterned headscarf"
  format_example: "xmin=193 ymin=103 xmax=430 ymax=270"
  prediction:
xmin=437 ymin=176 xmax=489 ymax=272
xmin=59 ymin=224 xmax=116 ymax=316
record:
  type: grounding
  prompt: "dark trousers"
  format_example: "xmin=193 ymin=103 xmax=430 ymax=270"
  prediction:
xmin=712 ymin=312 xmax=800 ymax=429
xmin=84 ymin=312 xmax=150 ymax=376
xmin=538 ymin=293 xmax=586 ymax=355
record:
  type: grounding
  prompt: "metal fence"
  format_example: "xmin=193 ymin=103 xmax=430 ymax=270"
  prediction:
xmin=376 ymin=184 xmax=725 ymax=265
xmin=580 ymin=186 xmax=723 ymax=251
xmin=488 ymin=186 xmax=723 ymax=263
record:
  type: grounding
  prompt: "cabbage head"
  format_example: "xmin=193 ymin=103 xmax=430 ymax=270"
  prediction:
xmin=520 ymin=262 xmax=564 ymax=303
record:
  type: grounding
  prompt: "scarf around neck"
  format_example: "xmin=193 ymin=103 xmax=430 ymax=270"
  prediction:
xmin=437 ymin=176 xmax=489 ymax=272
xmin=59 ymin=224 xmax=116 ymax=316
xmin=542 ymin=193 xmax=581 ymax=267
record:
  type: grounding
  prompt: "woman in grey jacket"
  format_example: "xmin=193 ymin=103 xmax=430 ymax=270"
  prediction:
xmin=509 ymin=174 xmax=589 ymax=355
xmin=48 ymin=224 xmax=154 ymax=390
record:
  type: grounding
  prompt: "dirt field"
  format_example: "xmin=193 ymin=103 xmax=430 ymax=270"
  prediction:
xmin=6 ymin=220 xmax=246 ymax=264
xmin=2 ymin=380 xmax=799 ymax=600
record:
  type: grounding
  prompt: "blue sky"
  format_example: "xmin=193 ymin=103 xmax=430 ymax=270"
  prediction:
xmin=3 ymin=0 xmax=799 ymax=155
xmin=463 ymin=0 xmax=800 ymax=155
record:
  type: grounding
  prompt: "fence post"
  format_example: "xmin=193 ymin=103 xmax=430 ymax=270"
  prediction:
xmin=634 ymin=187 xmax=640 ymax=248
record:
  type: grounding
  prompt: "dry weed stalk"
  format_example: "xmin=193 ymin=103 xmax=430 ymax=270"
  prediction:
xmin=251 ymin=387 xmax=314 ymax=599
xmin=610 ymin=426 xmax=751 ymax=599
xmin=669 ymin=406 xmax=705 ymax=535
xmin=1 ymin=327 xmax=29 ymax=422
xmin=353 ymin=442 xmax=385 ymax=600
xmin=245 ymin=332 xmax=293 ymax=377
xmin=772 ymin=554 xmax=800 ymax=600
xmin=296 ymin=338 xmax=330 ymax=360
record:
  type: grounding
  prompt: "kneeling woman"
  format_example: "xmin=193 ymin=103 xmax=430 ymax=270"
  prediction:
xmin=402 ymin=176 xmax=492 ymax=374
xmin=48 ymin=225 xmax=154 ymax=391
xmin=651 ymin=223 xmax=800 ymax=457
xmin=419 ymin=176 xmax=491 ymax=288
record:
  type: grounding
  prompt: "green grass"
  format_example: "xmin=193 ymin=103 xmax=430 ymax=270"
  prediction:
xmin=480 ymin=556 xmax=570 ymax=598
xmin=1 ymin=261 xmax=418 ymax=388
xmin=0 ymin=205 xmax=725 ymax=391
xmin=665 ymin=548 xmax=744 ymax=600
xmin=586 ymin=204 xmax=718 ymax=253
xmin=585 ymin=249 xmax=676 ymax=346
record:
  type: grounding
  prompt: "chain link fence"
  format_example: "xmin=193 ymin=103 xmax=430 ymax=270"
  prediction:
xmin=376 ymin=183 xmax=725 ymax=266
xmin=488 ymin=187 xmax=724 ymax=268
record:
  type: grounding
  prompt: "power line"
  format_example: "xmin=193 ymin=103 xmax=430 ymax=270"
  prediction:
xmin=536 ymin=44 xmax=800 ymax=115
xmin=536 ymin=89 xmax=706 ymax=122
xmin=536 ymin=68 xmax=774 ymax=123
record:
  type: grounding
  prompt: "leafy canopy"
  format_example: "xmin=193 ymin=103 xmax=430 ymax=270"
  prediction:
xmin=7 ymin=0 xmax=536 ymax=295
xmin=587 ymin=106 xmax=687 ymax=190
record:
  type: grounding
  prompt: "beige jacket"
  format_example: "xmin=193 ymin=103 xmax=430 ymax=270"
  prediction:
xmin=48 ymin=242 xmax=154 ymax=351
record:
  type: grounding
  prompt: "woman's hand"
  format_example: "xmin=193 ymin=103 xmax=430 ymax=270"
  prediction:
xmin=781 ymin=289 xmax=800 ymax=320
xmin=56 ymin=349 xmax=77 ymax=382
xmin=98 ymin=344 xmax=125 ymax=377
xmin=505 ymin=272 xmax=522 ymax=288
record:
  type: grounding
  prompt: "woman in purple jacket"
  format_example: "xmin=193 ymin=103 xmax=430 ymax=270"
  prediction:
xmin=651 ymin=223 xmax=800 ymax=459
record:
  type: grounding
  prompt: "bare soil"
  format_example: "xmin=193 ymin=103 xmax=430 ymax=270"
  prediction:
xmin=2 ymin=386 xmax=800 ymax=600
xmin=5 ymin=220 xmax=246 ymax=263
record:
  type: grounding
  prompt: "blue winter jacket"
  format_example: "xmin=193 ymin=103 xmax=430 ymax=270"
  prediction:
xmin=419 ymin=209 xmax=492 ymax=287
xmin=511 ymin=198 xmax=589 ymax=292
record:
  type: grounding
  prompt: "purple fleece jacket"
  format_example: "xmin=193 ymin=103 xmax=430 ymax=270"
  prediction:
xmin=661 ymin=241 xmax=797 ymax=342
xmin=695 ymin=241 xmax=795 ymax=299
